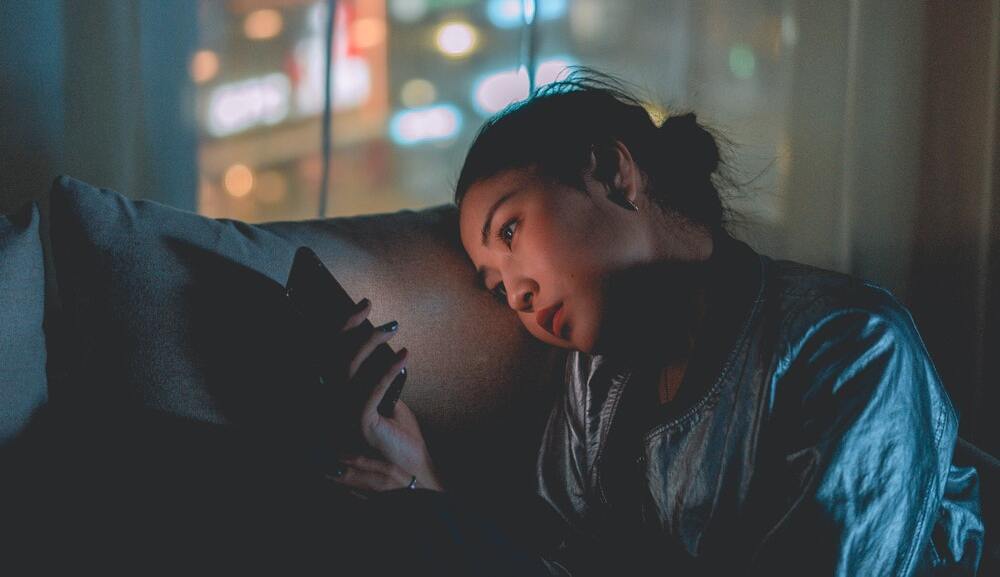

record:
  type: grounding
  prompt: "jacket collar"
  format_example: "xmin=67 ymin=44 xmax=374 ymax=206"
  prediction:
xmin=604 ymin=227 xmax=766 ymax=435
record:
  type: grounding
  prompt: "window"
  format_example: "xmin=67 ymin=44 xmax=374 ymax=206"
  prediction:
xmin=194 ymin=0 xmax=791 ymax=228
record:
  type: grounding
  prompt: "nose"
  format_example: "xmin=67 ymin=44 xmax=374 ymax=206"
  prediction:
xmin=508 ymin=281 xmax=535 ymax=312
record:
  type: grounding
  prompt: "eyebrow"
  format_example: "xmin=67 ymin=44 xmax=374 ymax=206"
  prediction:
xmin=481 ymin=189 xmax=518 ymax=248
xmin=475 ymin=189 xmax=519 ymax=288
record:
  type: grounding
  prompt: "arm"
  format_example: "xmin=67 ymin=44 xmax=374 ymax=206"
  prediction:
xmin=744 ymin=295 xmax=958 ymax=576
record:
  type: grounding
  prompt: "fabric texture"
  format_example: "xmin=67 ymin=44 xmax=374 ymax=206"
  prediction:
xmin=534 ymin=230 xmax=985 ymax=576
xmin=46 ymin=175 xmax=302 ymax=425
xmin=0 ymin=202 xmax=48 ymax=445
xmin=43 ymin=175 xmax=565 ymax=497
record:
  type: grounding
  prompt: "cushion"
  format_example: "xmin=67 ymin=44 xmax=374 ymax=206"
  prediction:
xmin=46 ymin=175 xmax=566 ymax=495
xmin=0 ymin=202 xmax=48 ymax=445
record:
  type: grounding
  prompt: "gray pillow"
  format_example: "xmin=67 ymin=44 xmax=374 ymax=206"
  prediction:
xmin=0 ymin=202 xmax=48 ymax=445
xmin=46 ymin=175 xmax=565 ymax=495
xmin=46 ymin=175 xmax=305 ymax=434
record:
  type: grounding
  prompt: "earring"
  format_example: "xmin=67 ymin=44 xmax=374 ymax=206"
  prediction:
xmin=607 ymin=189 xmax=639 ymax=212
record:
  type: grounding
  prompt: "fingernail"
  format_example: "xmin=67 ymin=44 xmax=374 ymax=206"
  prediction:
xmin=332 ymin=464 xmax=346 ymax=477
xmin=379 ymin=320 xmax=399 ymax=333
xmin=357 ymin=298 xmax=370 ymax=310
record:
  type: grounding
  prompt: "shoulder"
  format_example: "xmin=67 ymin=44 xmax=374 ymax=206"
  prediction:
xmin=756 ymin=257 xmax=957 ymax=439
xmin=760 ymin=256 xmax=923 ymax=357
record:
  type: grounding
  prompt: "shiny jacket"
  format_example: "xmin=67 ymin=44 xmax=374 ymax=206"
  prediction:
xmin=533 ymin=231 xmax=985 ymax=576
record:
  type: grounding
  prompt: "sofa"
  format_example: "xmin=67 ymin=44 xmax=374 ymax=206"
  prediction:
xmin=1 ymin=175 xmax=996 ymax=574
xmin=1 ymin=175 xmax=569 ymax=572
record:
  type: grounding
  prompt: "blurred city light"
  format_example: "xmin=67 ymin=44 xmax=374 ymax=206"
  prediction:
xmin=294 ymin=1 xmax=374 ymax=116
xmin=435 ymin=21 xmax=479 ymax=58
xmin=244 ymin=9 xmax=284 ymax=40
xmin=352 ymin=17 xmax=387 ymax=49
xmin=486 ymin=0 xmax=567 ymax=29
xmin=473 ymin=67 xmax=529 ymax=115
xmin=523 ymin=0 xmax=536 ymax=24
xmin=294 ymin=37 xmax=372 ymax=114
xmin=389 ymin=0 xmax=429 ymax=23
xmin=472 ymin=57 xmax=575 ymax=115
xmin=224 ymin=164 xmax=254 ymax=198
xmin=189 ymin=50 xmax=219 ymax=84
xmin=400 ymin=78 xmax=437 ymax=108
xmin=389 ymin=103 xmax=462 ymax=145
xmin=728 ymin=44 xmax=756 ymax=79
xmin=781 ymin=13 xmax=798 ymax=46
xmin=207 ymin=73 xmax=291 ymax=137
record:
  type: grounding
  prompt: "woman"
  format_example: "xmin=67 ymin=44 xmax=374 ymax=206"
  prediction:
xmin=327 ymin=70 xmax=984 ymax=576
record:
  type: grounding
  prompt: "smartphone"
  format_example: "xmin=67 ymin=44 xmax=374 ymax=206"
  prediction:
xmin=284 ymin=247 xmax=408 ymax=455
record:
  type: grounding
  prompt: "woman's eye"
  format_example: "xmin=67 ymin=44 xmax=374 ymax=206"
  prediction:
xmin=496 ymin=218 xmax=517 ymax=248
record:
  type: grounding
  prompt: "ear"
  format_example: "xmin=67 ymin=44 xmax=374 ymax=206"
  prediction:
xmin=590 ymin=140 xmax=641 ymax=203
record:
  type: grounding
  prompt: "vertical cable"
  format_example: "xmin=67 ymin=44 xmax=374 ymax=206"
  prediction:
xmin=521 ymin=0 xmax=540 ymax=93
xmin=318 ymin=0 xmax=337 ymax=218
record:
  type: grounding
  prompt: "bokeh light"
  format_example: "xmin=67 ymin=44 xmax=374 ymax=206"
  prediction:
xmin=224 ymin=164 xmax=254 ymax=198
xmin=351 ymin=17 xmax=387 ymax=50
xmin=189 ymin=50 xmax=219 ymax=84
xmin=389 ymin=104 xmax=462 ymax=146
xmin=244 ymin=9 xmax=284 ymax=41
xmin=435 ymin=22 xmax=478 ymax=58
xmin=728 ymin=44 xmax=756 ymax=79
xmin=472 ymin=57 xmax=575 ymax=115
xmin=400 ymin=78 xmax=437 ymax=108
xmin=487 ymin=0 xmax=567 ymax=28
xmin=389 ymin=0 xmax=428 ymax=23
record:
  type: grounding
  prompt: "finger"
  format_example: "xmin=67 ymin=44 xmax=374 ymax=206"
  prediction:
xmin=326 ymin=463 xmax=406 ymax=492
xmin=342 ymin=454 xmax=407 ymax=482
xmin=339 ymin=298 xmax=371 ymax=334
xmin=348 ymin=320 xmax=399 ymax=380
xmin=361 ymin=347 xmax=408 ymax=423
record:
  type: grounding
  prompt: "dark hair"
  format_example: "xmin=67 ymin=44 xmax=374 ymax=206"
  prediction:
xmin=454 ymin=67 xmax=741 ymax=234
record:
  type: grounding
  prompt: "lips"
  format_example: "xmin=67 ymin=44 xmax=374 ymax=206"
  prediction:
xmin=535 ymin=302 xmax=563 ymax=338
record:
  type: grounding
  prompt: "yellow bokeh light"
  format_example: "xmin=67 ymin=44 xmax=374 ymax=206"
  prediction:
xmin=224 ymin=164 xmax=254 ymax=198
xmin=244 ymin=9 xmax=283 ymax=41
xmin=434 ymin=21 xmax=478 ymax=58
xmin=351 ymin=17 xmax=387 ymax=50
xmin=189 ymin=50 xmax=219 ymax=84
xmin=400 ymin=78 xmax=437 ymax=108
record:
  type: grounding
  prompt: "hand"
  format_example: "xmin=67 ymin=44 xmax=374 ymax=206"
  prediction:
xmin=326 ymin=297 xmax=446 ymax=494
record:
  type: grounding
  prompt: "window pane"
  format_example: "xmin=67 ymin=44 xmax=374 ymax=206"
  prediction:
xmin=194 ymin=0 xmax=792 ymax=231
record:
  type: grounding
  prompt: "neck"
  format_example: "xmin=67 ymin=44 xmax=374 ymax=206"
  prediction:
xmin=595 ymin=257 xmax=714 ymax=363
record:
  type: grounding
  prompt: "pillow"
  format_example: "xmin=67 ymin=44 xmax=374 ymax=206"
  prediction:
xmin=0 ymin=202 xmax=48 ymax=445
xmin=46 ymin=176 xmax=313 ymax=442
xmin=46 ymin=175 xmax=566 ymax=495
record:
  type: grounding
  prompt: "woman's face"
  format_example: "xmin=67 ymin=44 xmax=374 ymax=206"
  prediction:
xmin=459 ymin=166 xmax=651 ymax=354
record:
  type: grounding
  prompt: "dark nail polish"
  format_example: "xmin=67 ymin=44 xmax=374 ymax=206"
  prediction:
xmin=333 ymin=464 xmax=346 ymax=477
xmin=357 ymin=298 xmax=370 ymax=309
xmin=380 ymin=320 xmax=399 ymax=333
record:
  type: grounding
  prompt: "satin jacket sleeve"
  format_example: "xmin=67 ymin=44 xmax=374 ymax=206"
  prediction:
xmin=745 ymin=288 xmax=983 ymax=576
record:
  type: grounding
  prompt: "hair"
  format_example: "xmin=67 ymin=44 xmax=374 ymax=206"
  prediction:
xmin=454 ymin=67 xmax=744 ymax=234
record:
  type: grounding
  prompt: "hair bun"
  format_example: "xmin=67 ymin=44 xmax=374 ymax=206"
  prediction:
xmin=660 ymin=112 xmax=720 ymax=178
